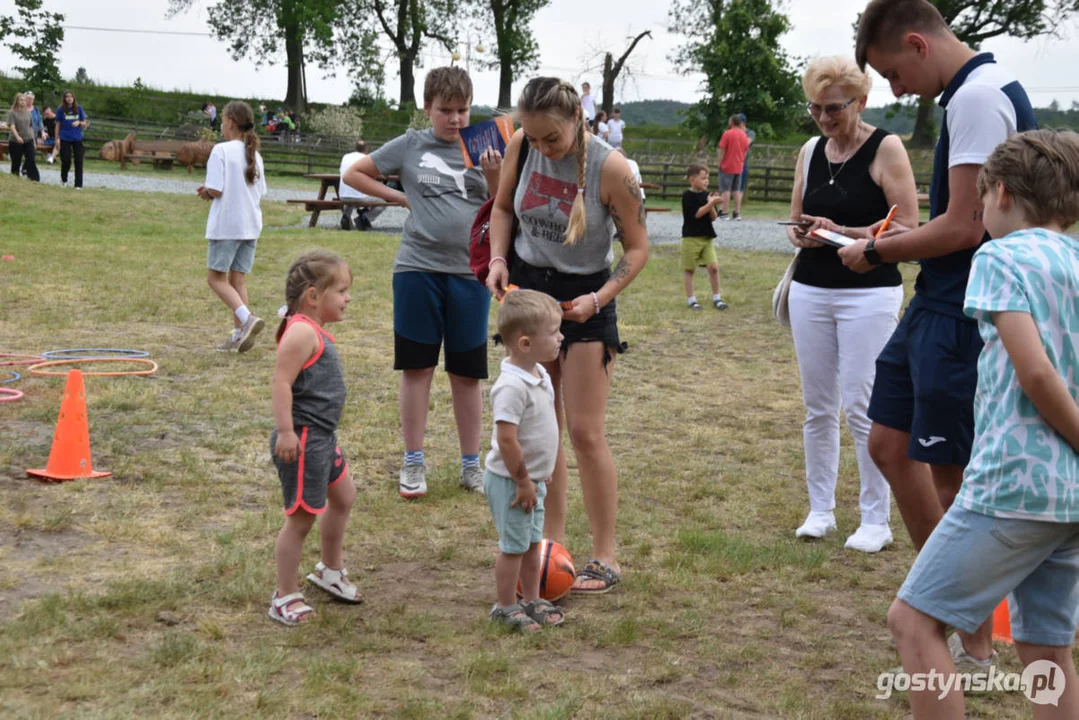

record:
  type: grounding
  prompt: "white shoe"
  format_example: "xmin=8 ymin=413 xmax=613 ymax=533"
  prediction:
xmin=399 ymin=464 xmax=427 ymax=499
xmin=948 ymin=632 xmax=997 ymax=672
xmin=844 ymin=523 xmax=893 ymax=553
xmin=459 ymin=465 xmax=484 ymax=494
xmin=306 ymin=562 xmax=363 ymax=603
xmin=795 ymin=511 xmax=836 ymax=539
xmin=235 ymin=314 xmax=265 ymax=353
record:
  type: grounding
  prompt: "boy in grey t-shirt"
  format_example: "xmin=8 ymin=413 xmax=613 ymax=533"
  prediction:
xmin=484 ymin=290 xmax=566 ymax=631
xmin=341 ymin=67 xmax=503 ymax=500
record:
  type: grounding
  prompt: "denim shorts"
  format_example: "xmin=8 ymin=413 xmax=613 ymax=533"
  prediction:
xmin=207 ymin=239 xmax=257 ymax=273
xmin=898 ymin=505 xmax=1079 ymax=646
xmin=484 ymin=469 xmax=546 ymax=554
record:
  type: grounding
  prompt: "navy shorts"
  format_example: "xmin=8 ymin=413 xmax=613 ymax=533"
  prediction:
xmin=271 ymin=427 xmax=348 ymax=516
xmin=867 ymin=305 xmax=982 ymax=466
xmin=392 ymin=271 xmax=490 ymax=378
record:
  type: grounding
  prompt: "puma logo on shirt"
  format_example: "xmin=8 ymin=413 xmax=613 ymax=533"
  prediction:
xmin=418 ymin=152 xmax=468 ymax=198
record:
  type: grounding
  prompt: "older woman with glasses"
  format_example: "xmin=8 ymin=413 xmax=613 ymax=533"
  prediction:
xmin=785 ymin=56 xmax=918 ymax=553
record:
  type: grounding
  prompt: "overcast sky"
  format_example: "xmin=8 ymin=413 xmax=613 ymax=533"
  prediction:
xmin=2 ymin=0 xmax=1078 ymax=110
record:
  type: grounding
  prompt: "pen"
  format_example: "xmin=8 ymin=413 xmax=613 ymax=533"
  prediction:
xmin=874 ymin=204 xmax=899 ymax=239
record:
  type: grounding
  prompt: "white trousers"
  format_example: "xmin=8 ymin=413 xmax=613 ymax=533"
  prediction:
xmin=788 ymin=281 xmax=904 ymax=525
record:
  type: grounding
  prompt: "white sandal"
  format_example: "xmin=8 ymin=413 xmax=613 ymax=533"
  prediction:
xmin=268 ymin=591 xmax=314 ymax=626
xmin=306 ymin=561 xmax=363 ymax=604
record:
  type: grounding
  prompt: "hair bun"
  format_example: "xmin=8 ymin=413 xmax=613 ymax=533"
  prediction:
xmin=241 ymin=122 xmax=255 ymax=131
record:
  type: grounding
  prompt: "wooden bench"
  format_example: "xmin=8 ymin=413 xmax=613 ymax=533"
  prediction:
xmin=287 ymin=198 xmax=406 ymax=228
xmin=0 ymin=140 xmax=55 ymax=161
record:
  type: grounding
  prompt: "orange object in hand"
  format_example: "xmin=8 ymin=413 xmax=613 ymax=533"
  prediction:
xmin=560 ymin=301 xmax=574 ymax=312
xmin=497 ymin=284 xmax=520 ymax=303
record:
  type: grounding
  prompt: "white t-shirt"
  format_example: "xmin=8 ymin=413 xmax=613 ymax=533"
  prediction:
xmin=580 ymin=93 xmax=596 ymax=121
xmin=607 ymin=118 xmax=625 ymax=143
xmin=204 ymin=140 xmax=267 ymax=240
xmin=485 ymin=359 xmax=559 ymax=481
xmin=339 ymin=151 xmax=376 ymax=201
xmin=945 ymin=62 xmax=1025 ymax=169
xmin=596 ymin=121 xmax=609 ymax=139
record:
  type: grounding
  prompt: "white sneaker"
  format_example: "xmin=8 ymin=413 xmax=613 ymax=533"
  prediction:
xmin=236 ymin=314 xmax=265 ymax=353
xmin=306 ymin=561 xmax=363 ymax=603
xmin=947 ymin=632 xmax=997 ymax=672
xmin=844 ymin=523 xmax=893 ymax=553
xmin=795 ymin=511 xmax=836 ymax=539
xmin=399 ymin=464 xmax=427 ymax=499
xmin=459 ymin=466 xmax=484 ymax=494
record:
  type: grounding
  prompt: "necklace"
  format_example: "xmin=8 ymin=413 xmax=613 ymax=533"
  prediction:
xmin=826 ymin=125 xmax=866 ymax=186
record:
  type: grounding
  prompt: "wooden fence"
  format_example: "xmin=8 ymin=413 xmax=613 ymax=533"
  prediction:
xmin=638 ymin=161 xmax=932 ymax=203
xmin=79 ymin=116 xmax=935 ymax=195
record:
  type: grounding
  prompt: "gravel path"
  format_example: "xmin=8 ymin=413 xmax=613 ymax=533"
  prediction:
xmin=36 ymin=169 xmax=796 ymax=255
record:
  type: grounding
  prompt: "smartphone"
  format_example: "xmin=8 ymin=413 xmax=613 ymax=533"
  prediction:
xmin=777 ymin=220 xmax=813 ymax=227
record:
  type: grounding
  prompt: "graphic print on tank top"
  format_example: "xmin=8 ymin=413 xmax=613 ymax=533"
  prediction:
xmin=519 ymin=171 xmax=577 ymax=244
xmin=416 ymin=151 xmax=487 ymax=201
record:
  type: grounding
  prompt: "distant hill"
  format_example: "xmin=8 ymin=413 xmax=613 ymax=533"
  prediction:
xmin=862 ymin=102 xmax=1079 ymax=136
xmin=615 ymin=100 xmax=692 ymax=127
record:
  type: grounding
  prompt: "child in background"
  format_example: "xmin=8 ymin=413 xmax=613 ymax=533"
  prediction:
xmin=197 ymin=101 xmax=268 ymax=353
xmin=342 ymin=67 xmax=503 ymax=499
xmin=681 ymin=164 xmax=727 ymax=310
xmin=268 ymin=251 xmax=362 ymax=626
xmin=888 ymin=129 xmax=1079 ymax=718
xmin=485 ymin=290 xmax=566 ymax=631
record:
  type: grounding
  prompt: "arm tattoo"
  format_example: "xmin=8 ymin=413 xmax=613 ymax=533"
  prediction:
xmin=612 ymin=255 xmax=631 ymax=284
xmin=624 ymin=176 xmax=647 ymax=227
xmin=610 ymin=202 xmax=625 ymax=243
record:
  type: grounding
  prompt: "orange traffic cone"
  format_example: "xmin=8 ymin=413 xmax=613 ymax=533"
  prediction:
xmin=27 ymin=369 xmax=111 ymax=482
xmin=992 ymin=599 xmax=1013 ymax=644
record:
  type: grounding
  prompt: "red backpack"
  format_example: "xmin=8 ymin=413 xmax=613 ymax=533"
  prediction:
xmin=469 ymin=141 xmax=530 ymax=285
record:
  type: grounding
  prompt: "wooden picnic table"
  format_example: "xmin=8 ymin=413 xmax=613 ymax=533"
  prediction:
xmin=295 ymin=173 xmax=403 ymax=228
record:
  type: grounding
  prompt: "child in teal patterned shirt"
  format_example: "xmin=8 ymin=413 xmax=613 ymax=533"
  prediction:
xmin=887 ymin=129 xmax=1079 ymax=718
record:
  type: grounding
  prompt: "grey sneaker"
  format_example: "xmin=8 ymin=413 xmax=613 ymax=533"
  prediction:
xmin=460 ymin=466 xmax=484 ymax=494
xmin=947 ymin=632 xmax=997 ymax=673
xmin=236 ymin=315 xmax=265 ymax=353
xmin=215 ymin=331 xmax=241 ymax=352
xmin=398 ymin=464 xmax=427 ymax=499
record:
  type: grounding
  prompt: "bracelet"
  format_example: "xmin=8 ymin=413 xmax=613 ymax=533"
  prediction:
xmin=590 ymin=292 xmax=600 ymax=316
xmin=488 ymin=256 xmax=507 ymax=269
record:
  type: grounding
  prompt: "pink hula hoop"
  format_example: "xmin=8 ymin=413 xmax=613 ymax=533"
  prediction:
xmin=0 ymin=387 xmax=24 ymax=402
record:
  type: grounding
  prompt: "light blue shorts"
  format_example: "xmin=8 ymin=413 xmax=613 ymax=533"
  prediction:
xmin=484 ymin=469 xmax=546 ymax=555
xmin=898 ymin=505 xmax=1079 ymax=646
xmin=207 ymin=239 xmax=256 ymax=273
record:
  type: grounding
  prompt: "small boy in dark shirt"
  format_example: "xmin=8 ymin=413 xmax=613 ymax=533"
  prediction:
xmin=681 ymin=164 xmax=727 ymax=310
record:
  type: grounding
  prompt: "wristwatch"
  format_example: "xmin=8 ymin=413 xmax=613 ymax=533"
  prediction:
xmin=864 ymin=237 xmax=883 ymax=266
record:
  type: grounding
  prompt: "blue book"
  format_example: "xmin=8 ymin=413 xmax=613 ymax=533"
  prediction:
xmin=458 ymin=116 xmax=514 ymax=168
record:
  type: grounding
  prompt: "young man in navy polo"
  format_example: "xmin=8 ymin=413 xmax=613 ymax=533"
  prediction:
xmin=840 ymin=0 xmax=1036 ymax=668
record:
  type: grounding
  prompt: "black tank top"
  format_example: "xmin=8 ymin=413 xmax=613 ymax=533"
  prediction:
xmin=792 ymin=128 xmax=902 ymax=289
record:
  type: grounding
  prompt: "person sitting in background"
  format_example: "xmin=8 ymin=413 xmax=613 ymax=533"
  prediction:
xmin=42 ymin=106 xmax=57 ymax=163
xmin=338 ymin=140 xmax=384 ymax=231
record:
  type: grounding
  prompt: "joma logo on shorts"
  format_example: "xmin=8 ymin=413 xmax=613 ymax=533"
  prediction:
xmin=918 ymin=436 xmax=947 ymax=447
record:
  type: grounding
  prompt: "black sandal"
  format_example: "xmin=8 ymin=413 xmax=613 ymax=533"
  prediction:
xmin=523 ymin=598 xmax=565 ymax=626
xmin=571 ymin=559 xmax=622 ymax=595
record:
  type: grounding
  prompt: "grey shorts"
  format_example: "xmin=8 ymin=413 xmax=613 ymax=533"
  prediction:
xmin=207 ymin=239 xmax=256 ymax=273
xmin=271 ymin=427 xmax=348 ymax=515
xmin=718 ymin=172 xmax=740 ymax=193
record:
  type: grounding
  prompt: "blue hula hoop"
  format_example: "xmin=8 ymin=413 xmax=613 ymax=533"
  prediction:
xmin=1 ymin=370 xmax=19 ymax=385
xmin=41 ymin=348 xmax=150 ymax=360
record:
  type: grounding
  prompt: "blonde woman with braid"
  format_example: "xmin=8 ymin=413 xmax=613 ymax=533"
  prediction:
xmin=486 ymin=77 xmax=649 ymax=594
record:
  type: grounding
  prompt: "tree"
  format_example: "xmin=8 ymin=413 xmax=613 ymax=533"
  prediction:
xmin=669 ymin=0 xmax=803 ymax=141
xmin=475 ymin=0 xmax=550 ymax=109
xmin=599 ymin=31 xmax=652 ymax=117
xmin=368 ymin=0 xmax=458 ymax=107
xmin=0 ymin=0 xmax=64 ymax=93
xmin=167 ymin=0 xmax=339 ymax=114
xmin=73 ymin=66 xmax=92 ymax=85
xmin=906 ymin=1 xmax=1079 ymax=147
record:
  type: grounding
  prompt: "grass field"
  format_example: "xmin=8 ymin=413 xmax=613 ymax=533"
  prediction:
xmin=0 ymin=173 xmax=1047 ymax=718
